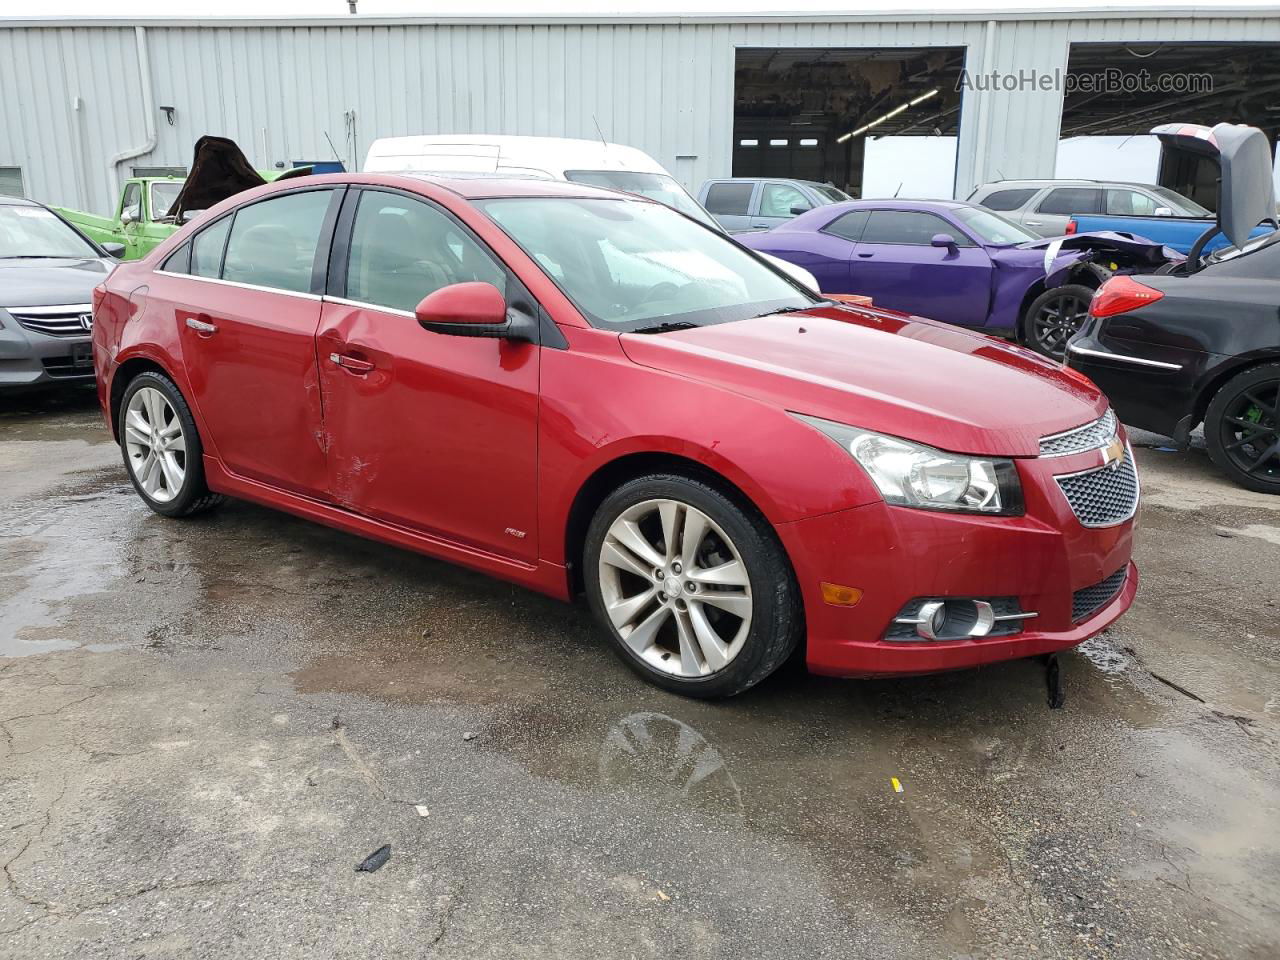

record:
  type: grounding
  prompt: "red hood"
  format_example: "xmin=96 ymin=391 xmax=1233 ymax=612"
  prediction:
xmin=619 ymin=306 xmax=1106 ymax=457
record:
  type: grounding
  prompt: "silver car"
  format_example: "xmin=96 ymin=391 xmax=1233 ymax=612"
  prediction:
xmin=966 ymin=178 xmax=1210 ymax=237
xmin=0 ymin=197 xmax=122 ymax=390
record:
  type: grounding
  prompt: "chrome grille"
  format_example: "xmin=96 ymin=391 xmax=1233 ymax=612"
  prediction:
xmin=1072 ymin=567 xmax=1128 ymax=622
xmin=8 ymin=304 xmax=93 ymax=338
xmin=1055 ymin=449 xmax=1140 ymax=527
xmin=1039 ymin=409 xmax=1118 ymax=457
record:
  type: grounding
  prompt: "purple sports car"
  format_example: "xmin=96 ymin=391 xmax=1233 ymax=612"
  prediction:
xmin=739 ymin=199 xmax=1180 ymax=358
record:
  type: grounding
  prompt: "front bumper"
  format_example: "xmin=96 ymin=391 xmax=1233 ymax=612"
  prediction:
xmin=777 ymin=444 xmax=1137 ymax=677
xmin=0 ymin=308 xmax=95 ymax=388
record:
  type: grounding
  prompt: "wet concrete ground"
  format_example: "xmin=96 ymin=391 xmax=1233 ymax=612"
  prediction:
xmin=1 ymin=387 xmax=1277 ymax=959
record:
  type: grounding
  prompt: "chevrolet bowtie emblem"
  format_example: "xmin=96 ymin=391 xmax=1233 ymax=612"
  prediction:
xmin=1101 ymin=437 xmax=1124 ymax=468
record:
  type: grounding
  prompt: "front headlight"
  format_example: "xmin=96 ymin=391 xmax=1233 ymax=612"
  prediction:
xmin=795 ymin=414 xmax=1024 ymax=516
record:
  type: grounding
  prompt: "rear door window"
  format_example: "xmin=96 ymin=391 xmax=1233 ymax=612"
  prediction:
xmin=1036 ymin=187 xmax=1102 ymax=215
xmin=861 ymin=210 xmax=972 ymax=246
xmin=977 ymin=188 xmax=1038 ymax=211
xmin=221 ymin=190 xmax=334 ymax=294
xmin=189 ymin=215 xmax=231 ymax=278
xmin=703 ymin=182 xmax=754 ymax=217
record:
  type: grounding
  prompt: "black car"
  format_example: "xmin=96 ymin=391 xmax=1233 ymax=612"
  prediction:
xmin=1067 ymin=229 xmax=1280 ymax=493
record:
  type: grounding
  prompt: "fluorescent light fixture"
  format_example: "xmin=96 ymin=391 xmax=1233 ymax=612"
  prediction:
xmin=739 ymin=138 xmax=759 ymax=146
xmin=799 ymin=138 xmax=819 ymax=146
xmin=836 ymin=88 xmax=939 ymax=143
xmin=769 ymin=138 xmax=789 ymax=146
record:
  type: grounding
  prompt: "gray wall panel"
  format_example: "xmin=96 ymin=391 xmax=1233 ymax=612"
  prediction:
xmin=1 ymin=13 xmax=1276 ymax=212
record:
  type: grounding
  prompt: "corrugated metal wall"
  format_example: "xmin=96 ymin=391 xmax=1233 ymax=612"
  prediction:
xmin=2 ymin=13 xmax=1277 ymax=213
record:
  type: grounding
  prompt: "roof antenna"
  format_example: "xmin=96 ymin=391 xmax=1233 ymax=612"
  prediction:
xmin=893 ymin=182 xmax=903 ymax=197
xmin=592 ymin=114 xmax=609 ymax=150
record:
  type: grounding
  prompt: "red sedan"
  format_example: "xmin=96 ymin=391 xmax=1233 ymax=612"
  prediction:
xmin=92 ymin=174 xmax=1138 ymax=698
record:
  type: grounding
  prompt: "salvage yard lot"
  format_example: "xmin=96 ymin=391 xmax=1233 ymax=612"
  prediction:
xmin=2 ymin=389 xmax=1278 ymax=960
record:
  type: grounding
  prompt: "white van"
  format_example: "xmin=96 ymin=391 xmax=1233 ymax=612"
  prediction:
xmin=362 ymin=134 xmax=820 ymax=291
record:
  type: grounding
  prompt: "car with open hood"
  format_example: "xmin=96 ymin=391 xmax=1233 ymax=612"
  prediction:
xmin=738 ymin=198 xmax=1180 ymax=359
xmin=91 ymin=172 xmax=1138 ymax=697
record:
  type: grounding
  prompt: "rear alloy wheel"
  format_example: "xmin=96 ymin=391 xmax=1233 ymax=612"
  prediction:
xmin=585 ymin=474 xmax=801 ymax=698
xmin=119 ymin=371 xmax=223 ymax=517
xmin=1205 ymin=364 xmax=1280 ymax=494
xmin=1023 ymin=283 xmax=1095 ymax=361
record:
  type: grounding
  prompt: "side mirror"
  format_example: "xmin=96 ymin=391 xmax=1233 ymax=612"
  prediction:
xmin=789 ymin=205 xmax=811 ymax=216
xmin=931 ymin=233 xmax=958 ymax=249
xmin=101 ymin=242 xmax=126 ymax=258
xmin=415 ymin=282 xmax=535 ymax=342
xmin=121 ymin=210 xmax=138 ymax=225
xmin=1154 ymin=206 xmax=1174 ymax=217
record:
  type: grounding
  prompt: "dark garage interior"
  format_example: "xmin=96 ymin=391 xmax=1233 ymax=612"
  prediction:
xmin=732 ymin=46 xmax=967 ymax=197
xmin=1062 ymin=42 xmax=1280 ymax=210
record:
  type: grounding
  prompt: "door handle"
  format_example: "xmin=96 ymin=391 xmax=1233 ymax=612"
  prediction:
xmin=1025 ymin=220 xmax=1043 ymax=226
xmin=856 ymin=252 xmax=875 ymax=258
xmin=329 ymin=352 xmax=375 ymax=374
xmin=185 ymin=315 xmax=217 ymax=335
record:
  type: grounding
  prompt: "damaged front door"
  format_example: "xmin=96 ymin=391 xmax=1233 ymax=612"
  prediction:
xmin=316 ymin=189 xmax=540 ymax=563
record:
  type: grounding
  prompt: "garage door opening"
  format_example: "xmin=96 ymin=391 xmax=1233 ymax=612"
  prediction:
xmin=1058 ymin=42 xmax=1280 ymax=210
xmin=733 ymin=47 xmax=967 ymax=199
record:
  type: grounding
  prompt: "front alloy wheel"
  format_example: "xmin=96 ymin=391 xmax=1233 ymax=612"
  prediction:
xmin=585 ymin=474 xmax=801 ymax=698
xmin=597 ymin=498 xmax=753 ymax=678
xmin=1024 ymin=283 xmax=1094 ymax=360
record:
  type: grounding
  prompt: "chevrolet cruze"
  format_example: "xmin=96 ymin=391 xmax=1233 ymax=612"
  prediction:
xmin=93 ymin=174 xmax=1139 ymax=697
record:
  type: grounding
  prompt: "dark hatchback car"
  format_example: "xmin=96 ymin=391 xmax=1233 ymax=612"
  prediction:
xmin=1068 ymin=229 xmax=1280 ymax=492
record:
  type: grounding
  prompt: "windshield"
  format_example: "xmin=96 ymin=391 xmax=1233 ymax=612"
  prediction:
xmin=1152 ymin=186 xmax=1212 ymax=217
xmin=478 ymin=196 xmax=815 ymax=332
xmin=812 ymin=184 xmax=852 ymax=203
xmin=563 ymin=170 xmax=720 ymax=229
xmin=151 ymin=181 xmax=184 ymax=220
xmin=0 ymin=205 xmax=98 ymax=259
xmin=953 ymin=206 xmax=1038 ymax=245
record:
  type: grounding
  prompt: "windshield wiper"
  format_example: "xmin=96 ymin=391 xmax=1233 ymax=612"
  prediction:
xmin=628 ymin=321 xmax=701 ymax=335
xmin=749 ymin=304 xmax=817 ymax=320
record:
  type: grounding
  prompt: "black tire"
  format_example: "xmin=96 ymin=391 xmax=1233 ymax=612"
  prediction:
xmin=583 ymin=473 xmax=802 ymax=698
xmin=1204 ymin=363 xmax=1280 ymax=494
xmin=118 ymin=371 xmax=224 ymax=517
xmin=1022 ymin=283 xmax=1095 ymax=361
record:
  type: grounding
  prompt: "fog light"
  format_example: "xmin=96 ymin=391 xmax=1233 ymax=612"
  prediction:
xmin=821 ymin=582 xmax=863 ymax=607
xmin=887 ymin=598 xmax=1038 ymax=642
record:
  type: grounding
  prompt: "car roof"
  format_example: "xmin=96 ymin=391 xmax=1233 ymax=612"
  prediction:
xmin=0 ymin=195 xmax=42 ymax=208
xmin=832 ymin=198 xmax=970 ymax=211
xmin=267 ymin=171 xmax=656 ymax=203
xmin=976 ymin=179 xmax=1160 ymax=190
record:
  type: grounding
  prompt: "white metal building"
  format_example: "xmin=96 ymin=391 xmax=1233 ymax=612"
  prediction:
xmin=2 ymin=7 xmax=1279 ymax=214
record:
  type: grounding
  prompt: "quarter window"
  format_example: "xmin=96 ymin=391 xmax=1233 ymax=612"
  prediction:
xmin=346 ymin=191 xmax=505 ymax=313
xmin=861 ymin=210 xmax=972 ymax=246
xmin=977 ymin=188 xmax=1037 ymax=211
xmin=760 ymin=183 xmax=810 ymax=218
xmin=825 ymin=210 xmax=870 ymax=242
xmin=1036 ymin=187 xmax=1102 ymax=215
xmin=703 ymin=182 xmax=753 ymax=217
xmin=189 ymin=215 xmax=231 ymax=278
xmin=221 ymin=190 xmax=333 ymax=294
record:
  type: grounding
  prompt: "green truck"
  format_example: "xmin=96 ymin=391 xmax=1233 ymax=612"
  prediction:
xmin=55 ymin=176 xmax=187 ymax=260
xmin=54 ymin=136 xmax=313 ymax=260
